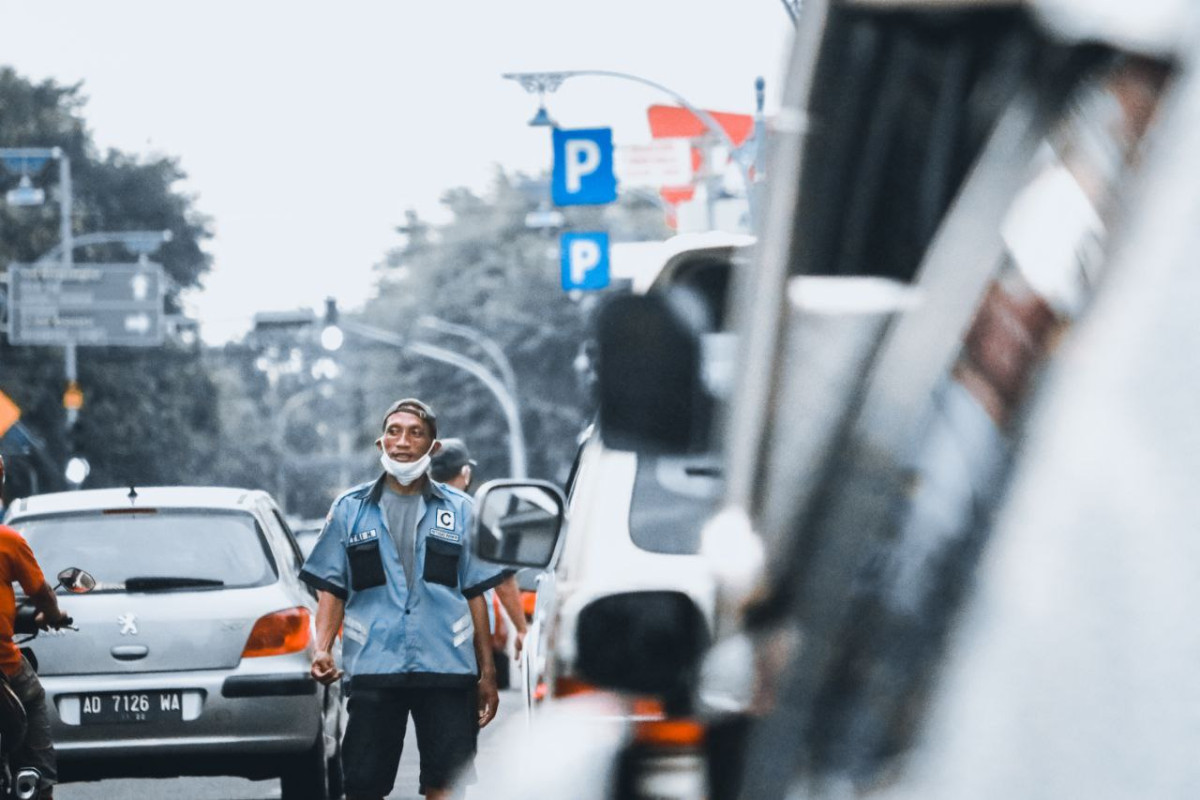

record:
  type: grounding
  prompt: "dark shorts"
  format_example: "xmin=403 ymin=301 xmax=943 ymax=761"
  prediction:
xmin=342 ymin=685 xmax=477 ymax=796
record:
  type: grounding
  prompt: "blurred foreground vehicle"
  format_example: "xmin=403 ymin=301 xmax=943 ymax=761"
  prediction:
xmin=518 ymin=234 xmax=750 ymax=719
xmin=466 ymin=0 xmax=1197 ymax=798
xmin=4 ymin=487 xmax=343 ymax=800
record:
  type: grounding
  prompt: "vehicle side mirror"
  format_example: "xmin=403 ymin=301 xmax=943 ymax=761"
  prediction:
xmin=57 ymin=567 xmax=96 ymax=594
xmin=595 ymin=288 xmax=714 ymax=454
xmin=576 ymin=591 xmax=709 ymax=702
xmin=471 ymin=480 xmax=566 ymax=569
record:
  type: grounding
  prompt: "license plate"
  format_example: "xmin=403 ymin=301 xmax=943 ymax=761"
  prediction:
xmin=79 ymin=691 xmax=183 ymax=724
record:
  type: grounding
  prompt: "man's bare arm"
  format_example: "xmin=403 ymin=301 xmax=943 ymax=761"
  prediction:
xmin=470 ymin=594 xmax=499 ymax=728
xmin=494 ymin=575 xmax=528 ymax=658
xmin=311 ymin=590 xmax=345 ymax=685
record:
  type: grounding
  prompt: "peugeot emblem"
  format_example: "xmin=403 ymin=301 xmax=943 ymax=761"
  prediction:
xmin=118 ymin=613 xmax=138 ymax=636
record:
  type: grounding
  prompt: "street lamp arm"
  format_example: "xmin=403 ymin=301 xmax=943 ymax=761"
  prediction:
xmin=504 ymin=70 xmax=738 ymax=152
xmin=414 ymin=316 xmax=518 ymax=395
xmin=35 ymin=230 xmax=173 ymax=265
xmin=339 ymin=319 xmax=528 ymax=478
xmin=503 ymin=69 xmax=759 ymax=227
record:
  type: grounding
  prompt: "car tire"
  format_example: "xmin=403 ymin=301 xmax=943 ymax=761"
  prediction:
xmin=280 ymin=735 xmax=329 ymax=800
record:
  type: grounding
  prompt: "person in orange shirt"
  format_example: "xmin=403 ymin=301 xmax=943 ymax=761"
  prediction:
xmin=0 ymin=456 xmax=71 ymax=799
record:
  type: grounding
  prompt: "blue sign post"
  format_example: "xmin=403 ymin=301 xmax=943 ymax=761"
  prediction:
xmin=552 ymin=128 xmax=617 ymax=206
xmin=560 ymin=232 xmax=611 ymax=291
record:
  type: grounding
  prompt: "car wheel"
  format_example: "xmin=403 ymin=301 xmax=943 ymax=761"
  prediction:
xmin=280 ymin=735 xmax=329 ymax=800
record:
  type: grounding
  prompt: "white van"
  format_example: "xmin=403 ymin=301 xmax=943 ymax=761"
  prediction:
xmin=521 ymin=233 xmax=752 ymax=716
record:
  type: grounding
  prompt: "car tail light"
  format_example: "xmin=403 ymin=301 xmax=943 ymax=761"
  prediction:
xmin=630 ymin=697 xmax=665 ymax=719
xmin=620 ymin=718 xmax=709 ymax=799
xmin=552 ymin=675 xmax=598 ymax=698
xmin=633 ymin=718 xmax=706 ymax=748
xmin=243 ymin=607 xmax=311 ymax=658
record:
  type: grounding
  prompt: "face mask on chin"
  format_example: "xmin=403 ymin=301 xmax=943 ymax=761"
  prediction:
xmin=379 ymin=443 xmax=435 ymax=486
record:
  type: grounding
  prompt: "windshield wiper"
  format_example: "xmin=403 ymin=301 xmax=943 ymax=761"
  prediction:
xmin=123 ymin=576 xmax=226 ymax=591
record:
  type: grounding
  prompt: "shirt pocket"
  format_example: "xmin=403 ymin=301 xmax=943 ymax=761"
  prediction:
xmin=347 ymin=540 xmax=387 ymax=591
xmin=423 ymin=538 xmax=461 ymax=588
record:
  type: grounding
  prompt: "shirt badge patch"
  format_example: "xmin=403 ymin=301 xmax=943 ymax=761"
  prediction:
xmin=429 ymin=528 xmax=461 ymax=544
xmin=436 ymin=509 xmax=456 ymax=529
xmin=348 ymin=528 xmax=378 ymax=545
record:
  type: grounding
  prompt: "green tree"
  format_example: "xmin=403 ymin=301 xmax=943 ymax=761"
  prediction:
xmin=194 ymin=172 xmax=669 ymax=520
xmin=0 ymin=67 xmax=215 ymax=497
xmin=339 ymin=168 xmax=669 ymax=490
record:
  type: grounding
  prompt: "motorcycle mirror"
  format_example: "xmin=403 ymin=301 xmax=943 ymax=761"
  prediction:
xmin=57 ymin=568 xmax=96 ymax=594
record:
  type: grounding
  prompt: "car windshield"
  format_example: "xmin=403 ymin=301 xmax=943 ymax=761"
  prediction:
xmin=13 ymin=510 xmax=277 ymax=593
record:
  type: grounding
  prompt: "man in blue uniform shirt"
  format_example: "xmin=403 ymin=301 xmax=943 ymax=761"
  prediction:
xmin=301 ymin=398 xmax=509 ymax=800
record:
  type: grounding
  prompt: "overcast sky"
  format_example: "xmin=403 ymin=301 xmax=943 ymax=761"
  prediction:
xmin=0 ymin=2 xmax=793 ymax=342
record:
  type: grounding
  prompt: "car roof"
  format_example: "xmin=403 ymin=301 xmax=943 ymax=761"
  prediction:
xmin=5 ymin=486 xmax=271 ymax=520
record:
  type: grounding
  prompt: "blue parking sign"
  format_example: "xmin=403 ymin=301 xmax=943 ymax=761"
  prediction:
xmin=561 ymin=232 xmax=610 ymax=291
xmin=552 ymin=128 xmax=617 ymax=206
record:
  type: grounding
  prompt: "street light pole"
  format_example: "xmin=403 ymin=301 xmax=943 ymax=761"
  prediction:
xmin=275 ymin=383 xmax=332 ymax=514
xmin=503 ymin=69 xmax=759 ymax=229
xmin=0 ymin=148 xmax=77 ymax=424
xmin=335 ymin=318 xmax=528 ymax=479
xmin=35 ymin=229 xmax=172 ymax=266
xmin=414 ymin=316 xmax=518 ymax=395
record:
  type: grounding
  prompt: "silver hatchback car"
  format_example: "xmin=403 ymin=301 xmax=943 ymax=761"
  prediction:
xmin=3 ymin=486 xmax=342 ymax=800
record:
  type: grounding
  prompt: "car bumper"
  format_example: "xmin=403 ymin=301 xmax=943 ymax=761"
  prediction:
xmin=44 ymin=656 xmax=323 ymax=762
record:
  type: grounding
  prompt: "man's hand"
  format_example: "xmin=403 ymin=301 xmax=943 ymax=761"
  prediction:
xmin=311 ymin=650 xmax=343 ymax=685
xmin=477 ymin=673 xmax=499 ymax=728
xmin=513 ymin=627 xmax=527 ymax=661
xmin=34 ymin=608 xmax=71 ymax=630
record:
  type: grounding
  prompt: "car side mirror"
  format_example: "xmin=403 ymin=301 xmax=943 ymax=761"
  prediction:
xmin=57 ymin=567 xmax=96 ymax=594
xmin=595 ymin=287 xmax=715 ymax=454
xmin=576 ymin=591 xmax=709 ymax=704
xmin=471 ymin=480 xmax=566 ymax=569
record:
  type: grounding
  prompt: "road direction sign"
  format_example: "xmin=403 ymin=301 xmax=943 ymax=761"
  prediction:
xmin=0 ymin=390 xmax=20 ymax=438
xmin=561 ymin=232 xmax=611 ymax=291
xmin=7 ymin=263 xmax=166 ymax=346
xmin=552 ymin=128 xmax=617 ymax=206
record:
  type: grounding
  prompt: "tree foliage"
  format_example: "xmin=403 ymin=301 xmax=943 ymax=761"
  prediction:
xmin=259 ymin=169 xmax=670 ymax=517
xmin=0 ymin=64 xmax=670 ymax=512
xmin=352 ymin=169 xmax=666 ymax=493
xmin=0 ymin=67 xmax=215 ymax=498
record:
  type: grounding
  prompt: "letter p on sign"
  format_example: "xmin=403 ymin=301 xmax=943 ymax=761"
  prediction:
xmin=561 ymin=232 xmax=610 ymax=291
xmin=552 ymin=128 xmax=617 ymax=206
xmin=565 ymin=139 xmax=601 ymax=193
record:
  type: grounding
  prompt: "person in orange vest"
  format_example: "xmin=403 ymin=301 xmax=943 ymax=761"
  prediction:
xmin=0 ymin=455 xmax=73 ymax=799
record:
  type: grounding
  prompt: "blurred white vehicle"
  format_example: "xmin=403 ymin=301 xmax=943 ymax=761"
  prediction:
xmin=463 ymin=1 xmax=1197 ymax=799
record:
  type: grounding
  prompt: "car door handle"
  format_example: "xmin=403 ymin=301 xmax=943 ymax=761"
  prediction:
xmin=111 ymin=645 xmax=149 ymax=660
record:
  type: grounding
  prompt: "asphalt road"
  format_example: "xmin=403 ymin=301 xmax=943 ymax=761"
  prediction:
xmin=56 ymin=687 xmax=525 ymax=800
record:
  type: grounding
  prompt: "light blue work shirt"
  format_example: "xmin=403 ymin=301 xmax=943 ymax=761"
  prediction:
xmin=300 ymin=473 xmax=510 ymax=689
